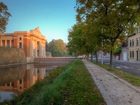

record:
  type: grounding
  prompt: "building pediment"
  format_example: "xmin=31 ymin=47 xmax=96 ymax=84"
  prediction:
xmin=30 ymin=27 xmax=43 ymax=36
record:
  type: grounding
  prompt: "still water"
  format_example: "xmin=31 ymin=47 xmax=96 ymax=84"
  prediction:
xmin=0 ymin=64 xmax=56 ymax=102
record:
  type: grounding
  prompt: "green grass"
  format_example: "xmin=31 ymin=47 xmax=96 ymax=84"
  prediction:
xmin=2 ymin=60 xmax=106 ymax=105
xmin=95 ymin=63 xmax=140 ymax=87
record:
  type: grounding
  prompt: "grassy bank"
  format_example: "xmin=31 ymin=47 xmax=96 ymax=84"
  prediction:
xmin=2 ymin=60 xmax=106 ymax=105
xmin=95 ymin=63 xmax=140 ymax=87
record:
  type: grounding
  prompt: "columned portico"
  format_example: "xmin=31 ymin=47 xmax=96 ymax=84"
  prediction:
xmin=0 ymin=27 xmax=47 ymax=63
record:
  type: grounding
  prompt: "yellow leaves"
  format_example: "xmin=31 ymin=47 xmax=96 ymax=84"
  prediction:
xmin=78 ymin=0 xmax=86 ymax=4
xmin=85 ymin=0 xmax=93 ymax=9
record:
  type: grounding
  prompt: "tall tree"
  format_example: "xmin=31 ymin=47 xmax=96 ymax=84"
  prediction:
xmin=68 ymin=23 xmax=86 ymax=56
xmin=76 ymin=0 xmax=140 ymax=65
xmin=0 ymin=2 xmax=11 ymax=33
xmin=68 ymin=22 xmax=101 ymax=62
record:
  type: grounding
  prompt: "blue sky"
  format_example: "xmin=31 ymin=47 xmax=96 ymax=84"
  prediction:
xmin=1 ymin=0 xmax=76 ymax=43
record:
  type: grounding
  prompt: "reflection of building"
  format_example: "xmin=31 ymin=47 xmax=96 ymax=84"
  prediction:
xmin=0 ymin=27 xmax=46 ymax=62
xmin=0 ymin=65 xmax=46 ymax=95
xmin=128 ymin=31 xmax=140 ymax=61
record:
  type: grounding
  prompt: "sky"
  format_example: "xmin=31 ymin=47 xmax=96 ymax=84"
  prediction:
xmin=1 ymin=0 xmax=76 ymax=43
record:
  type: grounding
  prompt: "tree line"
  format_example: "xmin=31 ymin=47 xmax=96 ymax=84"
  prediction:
xmin=68 ymin=0 xmax=140 ymax=65
xmin=47 ymin=39 xmax=68 ymax=57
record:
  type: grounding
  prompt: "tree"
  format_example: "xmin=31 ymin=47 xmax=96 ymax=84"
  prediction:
xmin=68 ymin=23 xmax=86 ymax=56
xmin=76 ymin=0 xmax=140 ymax=65
xmin=68 ymin=21 xmax=101 ymax=62
xmin=0 ymin=2 xmax=11 ymax=33
xmin=48 ymin=39 xmax=68 ymax=57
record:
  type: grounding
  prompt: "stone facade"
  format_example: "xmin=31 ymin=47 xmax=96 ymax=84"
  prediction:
xmin=128 ymin=32 xmax=140 ymax=61
xmin=0 ymin=48 xmax=26 ymax=64
xmin=0 ymin=27 xmax=46 ymax=62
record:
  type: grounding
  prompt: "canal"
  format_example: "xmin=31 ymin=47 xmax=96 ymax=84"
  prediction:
xmin=0 ymin=64 xmax=48 ymax=102
xmin=0 ymin=57 xmax=74 ymax=103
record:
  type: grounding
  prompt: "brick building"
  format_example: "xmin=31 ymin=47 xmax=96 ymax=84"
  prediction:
xmin=0 ymin=27 xmax=46 ymax=62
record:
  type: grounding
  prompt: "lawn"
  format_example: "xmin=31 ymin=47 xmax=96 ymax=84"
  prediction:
xmin=2 ymin=60 xmax=106 ymax=105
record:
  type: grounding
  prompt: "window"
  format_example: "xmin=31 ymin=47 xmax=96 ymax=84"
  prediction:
xmin=130 ymin=51 xmax=135 ymax=59
xmin=130 ymin=51 xmax=131 ymax=58
xmin=132 ymin=51 xmax=134 ymax=58
xmin=7 ymin=83 xmax=10 ymax=86
xmin=37 ymin=41 xmax=39 ymax=49
xmin=19 ymin=79 xmax=22 ymax=84
xmin=129 ymin=40 xmax=131 ymax=47
xmin=20 ymin=86 xmax=22 ymax=90
xmin=132 ymin=39 xmax=134 ymax=46
xmin=136 ymin=38 xmax=139 ymax=46
xmin=37 ymin=49 xmax=39 ymax=57
xmin=19 ymin=37 xmax=22 ymax=40
xmin=11 ymin=82 xmax=14 ymax=87
xmin=37 ymin=69 xmax=39 ymax=73
xmin=19 ymin=42 xmax=22 ymax=48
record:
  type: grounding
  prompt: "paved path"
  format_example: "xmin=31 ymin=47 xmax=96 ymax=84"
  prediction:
xmin=83 ymin=60 xmax=140 ymax=105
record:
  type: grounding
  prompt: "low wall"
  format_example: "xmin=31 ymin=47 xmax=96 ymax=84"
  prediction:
xmin=0 ymin=47 xmax=26 ymax=65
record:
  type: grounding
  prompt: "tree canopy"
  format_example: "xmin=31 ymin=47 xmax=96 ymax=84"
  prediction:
xmin=47 ymin=39 xmax=68 ymax=57
xmin=0 ymin=2 xmax=11 ymax=33
xmin=68 ymin=21 xmax=102 ymax=61
xmin=68 ymin=0 xmax=140 ymax=64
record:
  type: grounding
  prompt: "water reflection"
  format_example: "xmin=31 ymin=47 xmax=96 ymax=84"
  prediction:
xmin=0 ymin=64 xmax=46 ymax=102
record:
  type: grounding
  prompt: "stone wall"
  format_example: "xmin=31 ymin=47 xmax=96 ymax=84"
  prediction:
xmin=0 ymin=47 xmax=26 ymax=65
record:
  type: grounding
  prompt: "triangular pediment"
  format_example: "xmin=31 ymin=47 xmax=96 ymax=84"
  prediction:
xmin=30 ymin=27 xmax=43 ymax=36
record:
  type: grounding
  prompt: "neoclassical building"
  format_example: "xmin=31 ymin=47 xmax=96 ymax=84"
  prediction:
xmin=0 ymin=27 xmax=46 ymax=62
xmin=128 ymin=29 xmax=140 ymax=61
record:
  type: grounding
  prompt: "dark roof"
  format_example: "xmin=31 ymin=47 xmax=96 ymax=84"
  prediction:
xmin=128 ymin=33 xmax=136 ymax=37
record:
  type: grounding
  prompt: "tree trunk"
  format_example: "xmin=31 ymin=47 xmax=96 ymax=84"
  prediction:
xmin=95 ymin=51 xmax=98 ymax=63
xmin=90 ymin=53 xmax=93 ymax=62
xmin=86 ymin=54 xmax=89 ymax=60
xmin=110 ymin=48 xmax=113 ymax=66
xmin=110 ymin=50 xmax=112 ymax=65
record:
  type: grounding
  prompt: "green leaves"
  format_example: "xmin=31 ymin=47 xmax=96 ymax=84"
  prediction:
xmin=48 ymin=39 xmax=68 ymax=57
xmin=74 ymin=0 xmax=140 ymax=64
xmin=0 ymin=2 xmax=11 ymax=33
xmin=68 ymin=21 xmax=101 ymax=56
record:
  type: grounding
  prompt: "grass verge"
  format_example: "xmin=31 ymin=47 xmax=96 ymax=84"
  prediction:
xmin=2 ymin=60 xmax=106 ymax=105
xmin=95 ymin=62 xmax=140 ymax=87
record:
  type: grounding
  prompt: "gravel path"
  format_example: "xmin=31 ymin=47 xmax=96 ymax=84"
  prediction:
xmin=83 ymin=60 xmax=140 ymax=105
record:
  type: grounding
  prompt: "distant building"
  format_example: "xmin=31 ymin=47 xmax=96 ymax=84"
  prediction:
xmin=0 ymin=27 xmax=46 ymax=62
xmin=120 ymin=43 xmax=128 ymax=61
xmin=128 ymin=28 xmax=140 ymax=61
